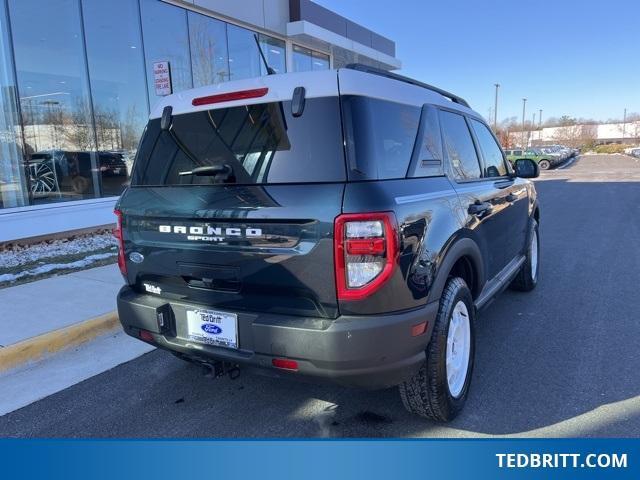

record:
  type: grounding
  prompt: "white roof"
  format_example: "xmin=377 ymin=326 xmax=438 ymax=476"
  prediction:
xmin=149 ymin=68 xmax=478 ymax=119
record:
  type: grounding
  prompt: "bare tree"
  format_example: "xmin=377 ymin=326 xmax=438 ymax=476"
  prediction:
xmin=551 ymin=124 xmax=597 ymax=148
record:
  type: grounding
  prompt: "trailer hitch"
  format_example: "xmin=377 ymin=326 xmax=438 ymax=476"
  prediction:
xmin=202 ymin=360 xmax=241 ymax=380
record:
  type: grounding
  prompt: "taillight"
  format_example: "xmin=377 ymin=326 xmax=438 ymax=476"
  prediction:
xmin=334 ymin=212 xmax=398 ymax=301
xmin=113 ymin=209 xmax=127 ymax=277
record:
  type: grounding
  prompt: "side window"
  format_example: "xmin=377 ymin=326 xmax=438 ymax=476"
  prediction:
xmin=513 ymin=150 xmax=523 ymax=156
xmin=470 ymin=119 xmax=507 ymax=178
xmin=342 ymin=96 xmax=421 ymax=180
xmin=439 ymin=110 xmax=481 ymax=181
xmin=408 ymin=105 xmax=444 ymax=178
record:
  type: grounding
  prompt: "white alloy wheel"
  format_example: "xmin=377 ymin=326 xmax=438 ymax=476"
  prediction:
xmin=446 ymin=300 xmax=471 ymax=398
xmin=530 ymin=230 xmax=538 ymax=281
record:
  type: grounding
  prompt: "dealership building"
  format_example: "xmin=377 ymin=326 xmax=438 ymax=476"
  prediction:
xmin=0 ymin=0 xmax=399 ymax=242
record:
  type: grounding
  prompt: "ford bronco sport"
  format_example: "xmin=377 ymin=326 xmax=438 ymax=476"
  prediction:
xmin=115 ymin=65 xmax=541 ymax=421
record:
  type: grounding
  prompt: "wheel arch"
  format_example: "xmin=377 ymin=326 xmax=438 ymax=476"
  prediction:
xmin=427 ymin=236 xmax=485 ymax=304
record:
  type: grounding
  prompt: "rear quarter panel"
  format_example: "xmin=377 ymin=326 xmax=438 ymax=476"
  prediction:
xmin=340 ymin=177 xmax=465 ymax=315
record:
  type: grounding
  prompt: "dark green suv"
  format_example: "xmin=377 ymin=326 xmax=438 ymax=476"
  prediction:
xmin=504 ymin=148 xmax=560 ymax=170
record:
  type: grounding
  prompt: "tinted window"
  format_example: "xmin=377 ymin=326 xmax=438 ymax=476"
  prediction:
xmin=408 ymin=106 xmax=444 ymax=178
xmin=342 ymin=96 xmax=420 ymax=180
xmin=513 ymin=150 xmax=523 ymax=155
xmin=470 ymin=119 xmax=507 ymax=178
xmin=132 ymin=98 xmax=345 ymax=186
xmin=440 ymin=111 xmax=481 ymax=181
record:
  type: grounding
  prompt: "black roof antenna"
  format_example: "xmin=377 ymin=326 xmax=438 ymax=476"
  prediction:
xmin=254 ymin=34 xmax=276 ymax=75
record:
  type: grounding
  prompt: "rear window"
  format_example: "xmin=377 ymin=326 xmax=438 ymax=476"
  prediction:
xmin=341 ymin=96 xmax=421 ymax=180
xmin=131 ymin=98 xmax=345 ymax=186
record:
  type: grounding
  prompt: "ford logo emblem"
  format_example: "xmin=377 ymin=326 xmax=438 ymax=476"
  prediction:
xmin=202 ymin=324 xmax=222 ymax=335
xmin=129 ymin=252 xmax=144 ymax=264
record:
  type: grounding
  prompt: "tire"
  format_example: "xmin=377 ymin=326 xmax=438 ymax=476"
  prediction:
xmin=538 ymin=159 xmax=551 ymax=170
xmin=510 ymin=218 xmax=539 ymax=291
xmin=399 ymin=277 xmax=475 ymax=421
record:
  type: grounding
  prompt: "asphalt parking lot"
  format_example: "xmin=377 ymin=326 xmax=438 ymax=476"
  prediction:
xmin=1 ymin=154 xmax=639 ymax=438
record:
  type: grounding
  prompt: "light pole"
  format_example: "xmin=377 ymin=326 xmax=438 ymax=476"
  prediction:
xmin=538 ymin=109 xmax=543 ymax=146
xmin=622 ymin=108 xmax=627 ymax=140
xmin=539 ymin=109 xmax=542 ymax=129
xmin=493 ymin=83 xmax=500 ymax=130
xmin=532 ymin=113 xmax=536 ymax=145
xmin=521 ymin=98 xmax=527 ymax=147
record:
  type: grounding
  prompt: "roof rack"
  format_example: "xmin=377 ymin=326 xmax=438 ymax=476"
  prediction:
xmin=344 ymin=64 xmax=471 ymax=108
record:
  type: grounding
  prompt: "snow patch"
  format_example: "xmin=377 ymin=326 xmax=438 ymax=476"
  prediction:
xmin=0 ymin=252 xmax=116 ymax=283
xmin=0 ymin=232 xmax=117 ymax=269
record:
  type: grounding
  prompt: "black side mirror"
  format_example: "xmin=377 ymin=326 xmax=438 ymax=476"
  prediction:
xmin=514 ymin=158 xmax=539 ymax=178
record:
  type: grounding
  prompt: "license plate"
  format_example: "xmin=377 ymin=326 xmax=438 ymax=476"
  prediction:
xmin=186 ymin=309 xmax=238 ymax=349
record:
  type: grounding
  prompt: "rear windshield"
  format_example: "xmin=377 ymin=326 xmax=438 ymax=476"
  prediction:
xmin=131 ymin=98 xmax=345 ymax=186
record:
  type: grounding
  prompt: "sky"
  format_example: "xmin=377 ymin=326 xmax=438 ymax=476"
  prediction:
xmin=316 ymin=0 xmax=640 ymax=124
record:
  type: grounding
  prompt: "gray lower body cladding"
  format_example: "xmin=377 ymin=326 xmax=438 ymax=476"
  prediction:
xmin=117 ymin=286 xmax=438 ymax=389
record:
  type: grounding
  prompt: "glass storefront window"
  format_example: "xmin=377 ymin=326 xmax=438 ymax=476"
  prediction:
xmin=1 ymin=0 xmax=298 ymax=212
xmin=140 ymin=0 xmax=192 ymax=110
xmin=292 ymin=45 xmax=312 ymax=72
xmin=259 ymin=34 xmax=286 ymax=75
xmin=227 ymin=24 xmax=262 ymax=81
xmin=0 ymin=0 xmax=27 ymax=209
xmin=9 ymin=0 xmax=98 ymax=204
xmin=292 ymin=45 xmax=330 ymax=72
xmin=82 ymin=0 xmax=148 ymax=197
xmin=312 ymin=50 xmax=330 ymax=70
xmin=188 ymin=11 xmax=229 ymax=87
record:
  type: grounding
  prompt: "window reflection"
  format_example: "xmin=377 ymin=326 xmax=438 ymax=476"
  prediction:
xmin=0 ymin=1 xmax=27 ymax=209
xmin=188 ymin=11 xmax=229 ymax=86
xmin=292 ymin=45 xmax=330 ymax=72
xmin=312 ymin=51 xmax=330 ymax=70
xmin=10 ymin=0 xmax=97 ymax=203
xmin=140 ymin=0 xmax=192 ymax=109
xmin=227 ymin=24 xmax=261 ymax=81
xmin=82 ymin=0 xmax=148 ymax=197
xmin=259 ymin=35 xmax=285 ymax=75
xmin=1 ymin=0 xmax=300 ymax=211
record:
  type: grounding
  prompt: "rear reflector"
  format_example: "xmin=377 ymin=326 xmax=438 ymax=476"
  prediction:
xmin=192 ymin=87 xmax=268 ymax=106
xmin=346 ymin=238 xmax=385 ymax=255
xmin=113 ymin=209 xmax=127 ymax=277
xmin=272 ymin=358 xmax=298 ymax=371
xmin=139 ymin=329 xmax=154 ymax=343
xmin=411 ymin=321 xmax=428 ymax=337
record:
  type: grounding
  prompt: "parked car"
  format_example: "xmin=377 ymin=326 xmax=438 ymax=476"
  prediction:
xmin=630 ymin=148 xmax=640 ymax=158
xmin=115 ymin=65 xmax=541 ymax=421
xmin=505 ymin=148 xmax=559 ymax=170
xmin=25 ymin=150 xmax=126 ymax=197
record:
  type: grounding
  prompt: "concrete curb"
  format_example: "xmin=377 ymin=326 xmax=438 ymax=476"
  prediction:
xmin=0 ymin=312 xmax=120 ymax=373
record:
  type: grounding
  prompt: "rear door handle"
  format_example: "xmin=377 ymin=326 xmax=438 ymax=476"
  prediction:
xmin=468 ymin=201 xmax=493 ymax=215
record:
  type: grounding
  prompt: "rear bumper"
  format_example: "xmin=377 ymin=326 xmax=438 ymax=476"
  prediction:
xmin=117 ymin=286 xmax=437 ymax=389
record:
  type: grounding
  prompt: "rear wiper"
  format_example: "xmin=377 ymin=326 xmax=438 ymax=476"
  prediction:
xmin=179 ymin=164 xmax=232 ymax=176
xmin=178 ymin=164 xmax=233 ymax=181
